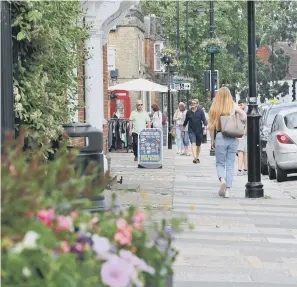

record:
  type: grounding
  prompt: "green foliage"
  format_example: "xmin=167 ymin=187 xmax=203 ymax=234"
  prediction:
xmin=12 ymin=1 xmax=89 ymax=151
xmin=257 ymin=1 xmax=297 ymax=45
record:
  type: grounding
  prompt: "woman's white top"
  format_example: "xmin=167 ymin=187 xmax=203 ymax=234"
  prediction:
xmin=152 ymin=111 xmax=163 ymax=128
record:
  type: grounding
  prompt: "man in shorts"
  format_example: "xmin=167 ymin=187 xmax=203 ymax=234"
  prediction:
xmin=237 ymin=99 xmax=248 ymax=175
xmin=129 ymin=100 xmax=151 ymax=162
xmin=183 ymin=99 xmax=207 ymax=163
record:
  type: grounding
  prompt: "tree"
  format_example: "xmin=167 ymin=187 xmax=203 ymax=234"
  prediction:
xmin=12 ymin=1 xmax=89 ymax=154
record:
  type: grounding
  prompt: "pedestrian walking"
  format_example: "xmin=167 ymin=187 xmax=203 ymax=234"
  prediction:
xmin=151 ymin=104 xmax=163 ymax=129
xmin=129 ymin=100 xmax=150 ymax=162
xmin=173 ymin=102 xmax=190 ymax=155
xmin=237 ymin=99 xmax=248 ymax=175
xmin=208 ymin=87 xmax=247 ymax=198
xmin=183 ymin=99 xmax=207 ymax=163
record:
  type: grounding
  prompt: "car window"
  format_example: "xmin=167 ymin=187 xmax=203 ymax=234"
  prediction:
xmin=261 ymin=109 xmax=268 ymax=125
xmin=266 ymin=104 xmax=297 ymax=127
xmin=284 ymin=112 xmax=297 ymax=129
xmin=271 ymin=116 xmax=279 ymax=132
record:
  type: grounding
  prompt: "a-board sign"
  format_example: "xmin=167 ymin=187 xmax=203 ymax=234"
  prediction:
xmin=138 ymin=128 xmax=163 ymax=169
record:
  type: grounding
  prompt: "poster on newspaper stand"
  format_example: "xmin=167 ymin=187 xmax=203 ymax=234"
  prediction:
xmin=138 ymin=128 xmax=163 ymax=169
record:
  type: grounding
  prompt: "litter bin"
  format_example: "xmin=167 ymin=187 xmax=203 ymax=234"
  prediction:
xmin=63 ymin=123 xmax=105 ymax=213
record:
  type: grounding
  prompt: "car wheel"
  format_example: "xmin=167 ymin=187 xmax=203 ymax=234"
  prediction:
xmin=276 ymin=164 xmax=287 ymax=182
xmin=261 ymin=162 xmax=268 ymax=175
xmin=267 ymin=161 xmax=276 ymax=180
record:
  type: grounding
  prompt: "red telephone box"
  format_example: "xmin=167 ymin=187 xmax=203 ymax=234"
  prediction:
xmin=109 ymin=90 xmax=131 ymax=119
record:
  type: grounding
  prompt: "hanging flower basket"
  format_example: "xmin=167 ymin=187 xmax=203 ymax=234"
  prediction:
xmin=160 ymin=48 xmax=179 ymax=67
xmin=200 ymin=38 xmax=226 ymax=54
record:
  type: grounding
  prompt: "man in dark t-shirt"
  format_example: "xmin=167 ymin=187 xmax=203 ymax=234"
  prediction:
xmin=183 ymin=99 xmax=208 ymax=163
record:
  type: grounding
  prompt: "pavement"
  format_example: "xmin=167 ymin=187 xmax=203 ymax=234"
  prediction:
xmin=108 ymin=141 xmax=297 ymax=286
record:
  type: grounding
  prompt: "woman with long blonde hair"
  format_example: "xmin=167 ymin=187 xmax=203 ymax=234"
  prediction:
xmin=208 ymin=87 xmax=247 ymax=198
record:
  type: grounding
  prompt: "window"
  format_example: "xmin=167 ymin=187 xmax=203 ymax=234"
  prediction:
xmin=145 ymin=91 xmax=151 ymax=113
xmin=284 ymin=112 xmax=297 ymax=129
xmin=107 ymin=47 xmax=116 ymax=71
xmin=271 ymin=116 xmax=279 ymax=133
xmin=154 ymin=41 xmax=164 ymax=72
xmin=267 ymin=103 xmax=297 ymax=127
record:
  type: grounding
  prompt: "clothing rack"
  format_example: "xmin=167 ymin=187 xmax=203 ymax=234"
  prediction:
xmin=108 ymin=118 xmax=133 ymax=153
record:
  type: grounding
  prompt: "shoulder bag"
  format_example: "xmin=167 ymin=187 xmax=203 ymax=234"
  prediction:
xmin=220 ymin=108 xmax=245 ymax=138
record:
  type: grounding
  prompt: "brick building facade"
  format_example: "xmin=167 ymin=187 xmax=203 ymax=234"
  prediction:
xmin=107 ymin=8 xmax=164 ymax=116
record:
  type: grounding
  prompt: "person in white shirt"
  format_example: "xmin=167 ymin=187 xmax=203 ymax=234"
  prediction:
xmin=129 ymin=100 xmax=151 ymax=161
xmin=173 ymin=102 xmax=190 ymax=155
xmin=151 ymin=104 xmax=163 ymax=129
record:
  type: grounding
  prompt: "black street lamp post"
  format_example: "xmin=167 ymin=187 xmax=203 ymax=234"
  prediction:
xmin=167 ymin=64 xmax=172 ymax=149
xmin=245 ymin=1 xmax=264 ymax=198
xmin=210 ymin=0 xmax=215 ymax=102
xmin=209 ymin=0 xmax=216 ymax=156
xmin=176 ymin=1 xmax=181 ymax=105
xmin=186 ymin=1 xmax=190 ymax=109
xmin=1 ymin=1 xmax=15 ymax=143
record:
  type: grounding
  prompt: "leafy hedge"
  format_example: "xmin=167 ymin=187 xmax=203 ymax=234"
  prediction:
xmin=12 ymin=1 xmax=89 ymax=151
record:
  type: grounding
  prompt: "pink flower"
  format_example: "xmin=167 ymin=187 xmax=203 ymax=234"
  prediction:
xmin=37 ymin=208 xmax=55 ymax=227
xmin=70 ymin=211 xmax=79 ymax=218
xmin=74 ymin=243 xmax=84 ymax=253
xmin=116 ymin=218 xmax=127 ymax=230
xmin=134 ymin=211 xmax=146 ymax=223
xmin=133 ymin=210 xmax=146 ymax=230
xmin=101 ymin=256 xmax=132 ymax=287
xmin=114 ymin=219 xmax=133 ymax=246
xmin=61 ymin=241 xmax=71 ymax=253
xmin=55 ymin=215 xmax=73 ymax=232
xmin=114 ymin=231 xmax=132 ymax=246
xmin=88 ymin=216 xmax=99 ymax=227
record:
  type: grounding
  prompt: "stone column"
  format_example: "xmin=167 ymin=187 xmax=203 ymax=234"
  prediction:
xmin=83 ymin=1 xmax=104 ymax=131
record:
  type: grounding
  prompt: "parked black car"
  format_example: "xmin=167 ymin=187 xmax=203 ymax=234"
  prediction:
xmin=260 ymin=102 xmax=297 ymax=175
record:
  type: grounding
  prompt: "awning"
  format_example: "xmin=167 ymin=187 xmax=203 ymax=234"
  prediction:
xmin=108 ymin=78 xmax=168 ymax=93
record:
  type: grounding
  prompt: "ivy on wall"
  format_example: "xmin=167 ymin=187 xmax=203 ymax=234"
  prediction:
xmin=11 ymin=1 xmax=90 ymax=150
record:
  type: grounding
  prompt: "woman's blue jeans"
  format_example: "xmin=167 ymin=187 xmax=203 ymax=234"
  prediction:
xmin=215 ymin=132 xmax=239 ymax=188
xmin=175 ymin=125 xmax=184 ymax=153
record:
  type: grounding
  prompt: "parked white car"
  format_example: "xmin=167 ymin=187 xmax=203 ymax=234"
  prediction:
xmin=266 ymin=107 xmax=297 ymax=182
